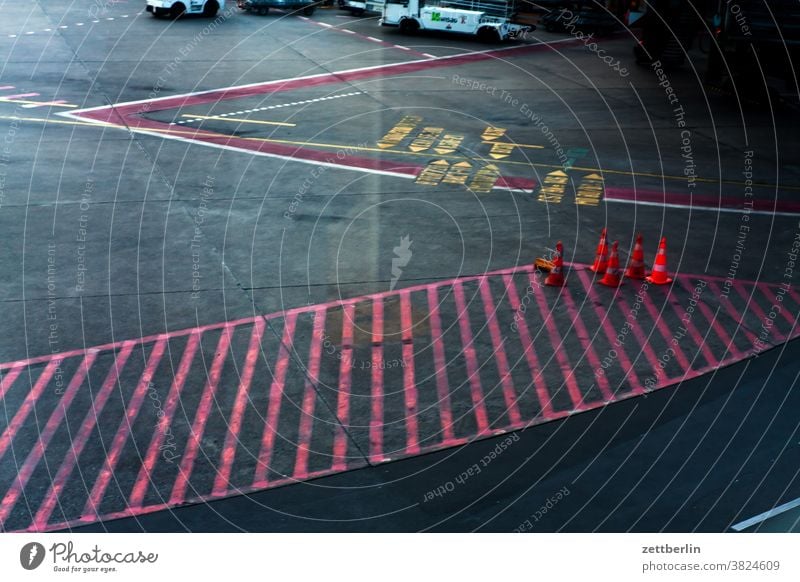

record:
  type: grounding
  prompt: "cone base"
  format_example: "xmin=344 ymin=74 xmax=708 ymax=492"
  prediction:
xmin=625 ymin=270 xmax=646 ymax=280
xmin=598 ymin=278 xmax=621 ymax=287
xmin=544 ymin=278 xmax=564 ymax=287
xmin=645 ymin=275 xmax=673 ymax=285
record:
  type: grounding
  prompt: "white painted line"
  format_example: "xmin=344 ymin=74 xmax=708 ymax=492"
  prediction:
xmin=318 ymin=22 xmax=333 ymax=28
xmin=605 ymin=197 xmax=800 ymax=217
xmin=106 ymin=17 xmax=115 ymax=20
xmin=61 ymin=40 xmax=574 ymax=114
xmin=76 ymin=23 xmax=84 ymax=26
xmin=44 ymin=28 xmax=52 ymax=31
xmin=343 ymin=29 xmax=356 ymax=34
xmin=731 ymin=497 xmax=800 ymax=531
xmin=25 ymin=31 xmax=34 ymax=35
xmin=8 ymin=35 xmax=17 ymax=38
xmin=422 ymin=53 xmax=436 ymax=58
xmin=396 ymin=45 xmax=411 ymax=51
xmin=122 ymin=15 xmax=129 ymax=18
xmin=59 ymin=25 xmax=68 ymax=29
xmin=367 ymin=36 xmax=382 ymax=42
xmin=92 ymin=20 xmax=100 ymax=23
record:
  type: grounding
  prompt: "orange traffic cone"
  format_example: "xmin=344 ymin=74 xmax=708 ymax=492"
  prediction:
xmin=589 ymin=228 xmax=609 ymax=273
xmin=646 ymin=237 xmax=673 ymax=285
xmin=599 ymin=241 xmax=622 ymax=287
xmin=625 ymin=233 xmax=647 ymax=280
xmin=545 ymin=241 xmax=565 ymax=287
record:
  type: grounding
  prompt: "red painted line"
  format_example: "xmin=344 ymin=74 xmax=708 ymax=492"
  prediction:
xmin=426 ymin=287 xmax=456 ymax=443
xmin=558 ymin=287 xmax=614 ymax=402
xmin=478 ymin=277 xmax=522 ymax=425
xmin=252 ymin=313 xmax=298 ymax=486
xmin=501 ymin=273 xmax=558 ymax=419
xmin=73 ymin=41 xmax=578 ymax=121
xmin=0 ymin=359 xmax=60 ymax=464
xmin=677 ymin=279 xmax=743 ymax=359
xmin=400 ymin=291 xmax=420 ymax=455
xmin=574 ymin=268 xmax=644 ymax=395
xmin=613 ymin=294 xmax=667 ymax=385
xmin=760 ymin=284 xmax=797 ymax=328
xmin=529 ymin=272 xmax=584 ymax=410
xmin=735 ymin=284 xmax=785 ymax=342
xmin=452 ymin=281 xmax=490 ymax=434
xmin=605 ymin=186 xmax=800 ymax=214
xmin=332 ymin=304 xmax=355 ymax=471
xmin=369 ymin=298 xmax=385 ymax=462
xmin=0 ymin=352 xmax=98 ymax=525
xmin=129 ymin=331 xmax=202 ymax=508
xmin=31 ymin=343 xmax=135 ymax=531
xmin=665 ymin=289 xmax=719 ymax=369
xmin=639 ymin=290 xmax=692 ymax=373
xmin=2 ymin=93 xmax=40 ymax=99
xmin=81 ymin=337 xmax=168 ymax=520
xmin=707 ymin=281 xmax=761 ymax=346
xmin=169 ymin=326 xmax=235 ymax=504
xmin=0 ymin=314 xmax=264 ymax=372
xmin=293 ymin=310 xmax=326 ymax=480
xmin=211 ymin=321 xmax=266 ymax=495
xmin=0 ymin=366 xmax=23 ymax=401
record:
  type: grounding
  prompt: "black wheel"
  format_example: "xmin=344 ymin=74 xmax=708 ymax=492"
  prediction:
xmin=170 ymin=2 xmax=186 ymax=18
xmin=353 ymin=8 xmax=365 ymax=16
xmin=399 ymin=18 xmax=419 ymax=34
xmin=258 ymin=6 xmax=269 ymax=14
xmin=203 ymin=0 xmax=219 ymax=16
xmin=302 ymin=5 xmax=315 ymax=15
xmin=477 ymin=26 xmax=500 ymax=43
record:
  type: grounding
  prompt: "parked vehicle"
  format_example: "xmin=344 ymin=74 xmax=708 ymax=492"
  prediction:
xmin=237 ymin=0 xmax=318 ymax=15
xmin=381 ymin=0 xmax=532 ymax=41
xmin=146 ymin=0 xmax=224 ymax=17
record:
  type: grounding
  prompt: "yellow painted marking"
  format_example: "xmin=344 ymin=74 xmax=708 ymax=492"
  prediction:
xmin=0 ymin=98 xmax=76 ymax=108
xmin=469 ymin=164 xmax=500 ymax=193
xmin=416 ymin=159 xmax=450 ymax=185
xmin=489 ymin=142 xmax=515 ymax=159
xmin=481 ymin=126 xmax=506 ymax=141
xmin=442 ymin=161 xmax=472 ymax=185
xmin=537 ymin=170 xmax=569 ymax=204
xmin=481 ymin=141 xmax=544 ymax=149
xmin=434 ymin=133 xmax=463 ymax=155
xmin=377 ymin=115 xmax=422 ymax=149
xmin=409 ymin=127 xmax=444 ymax=152
xmin=181 ymin=114 xmax=296 ymax=127
xmin=575 ymin=173 xmax=604 ymax=206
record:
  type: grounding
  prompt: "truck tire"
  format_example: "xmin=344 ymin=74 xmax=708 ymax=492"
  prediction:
xmin=477 ymin=26 xmax=500 ymax=43
xmin=302 ymin=5 xmax=315 ymax=15
xmin=399 ymin=18 xmax=419 ymax=34
xmin=352 ymin=8 xmax=365 ymax=16
xmin=203 ymin=1 xmax=219 ymax=16
xmin=170 ymin=2 xmax=186 ymax=18
xmin=258 ymin=6 xmax=269 ymax=14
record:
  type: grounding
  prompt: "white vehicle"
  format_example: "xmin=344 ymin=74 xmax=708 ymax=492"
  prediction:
xmin=339 ymin=0 xmax=383 ymax=16
xmin=381 ymin=0 xmax=530 ymax=41
xmin=147 ymin=0 xmax=224 ymax=17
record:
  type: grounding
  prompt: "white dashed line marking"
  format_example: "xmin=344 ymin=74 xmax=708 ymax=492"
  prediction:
xmin=343 ymin=29 xmax=356 ymax=34
xmin=177 ymin=92 xmax=365 ymax=124
xmin=396 ymin=45 xmax=411 ymax=50
xmin=76 ymin=23 xmax=84 ymax=26
xmin=366 ymin=36 xmax=381 ymax=42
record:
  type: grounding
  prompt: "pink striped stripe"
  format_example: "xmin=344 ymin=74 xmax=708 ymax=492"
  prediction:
xmin=501 ymin=274 xmax=558 ymax=419
xmin=664 ymin=289 xmax=719 ymax=368
xmin=400 ymin=291 xmax=420 ymax=455
xmin=0 ymin=366 xmax=23 ymax=401
xmin=707 ymin=281 xmax=761 ymax=345
xmin=760 ymin=285 xmax=797 ymax=328
xmin=332 ymin=304 xmax=355 ymax=471
xmin=293 ymin=311 xmax=326 ymax=480
xmin=169 ymin=327 xmax=235 ymax=504
xmin=129 ymin=331 xmax=202 ymax=507
xmin=529 ymin=272 xmax=584 ymax=410
xmin=252 ymin=313 xmax=297 ymax=486
xmin=735 ymin=285 xmax=785 ymax=342
xmin=369 ymin=298 xmax=385 ymax=462
xmin=211 ymin=321 xmax=266 ymax=495
xmin=677 ymin=279 xmax=743 ymax=359
xmin=426 ymin=287 xmax=456 ymax=442
xmin=639 ymin=291 xmax=692 ymax=372
xmin=0 ymin=359 xmax=60 ymax=463
xmin=0 ymin=352 xmax=98 ymax=525
xmin=478 ymin=277 xmax=522 ymax=424
xmin=32 ymin=343 xmax=135 ymax=531
xmin=558 ymin=287 xmax=614 ymax=401
xmin=81 ymin=338 xmax=168 ymax=520
xmin=574 ymin=269 xmax=644 ymax=394
xmin=613 ymin=294 xmax=667 ymax=381
xmin=452 ymin=282 xmax=490 ymax=434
